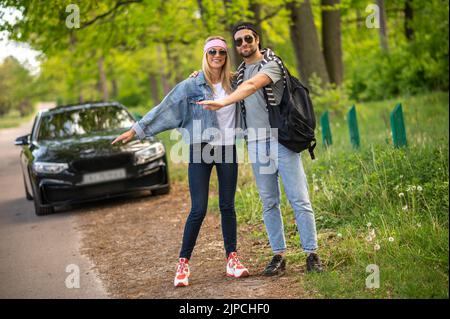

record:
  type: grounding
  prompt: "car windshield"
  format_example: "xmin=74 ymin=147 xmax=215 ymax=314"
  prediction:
xmin=37 ymin=106 xmax=135 ymax=141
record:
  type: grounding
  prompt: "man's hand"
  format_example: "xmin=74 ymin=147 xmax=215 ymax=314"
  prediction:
xmin=189 ymin=70 xmax=200 ymax=78
xmin=197 ymin=100 xmax=226 ymax=111
xmin=111 ymin=129 xmax=136 ymax=145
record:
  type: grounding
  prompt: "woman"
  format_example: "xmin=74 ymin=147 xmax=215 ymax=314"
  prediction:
xmin=111 ymin=36 xmax=249 ymax=287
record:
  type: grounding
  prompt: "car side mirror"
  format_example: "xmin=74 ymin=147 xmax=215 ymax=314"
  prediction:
xmin=14 ymin=134 xmax=30 ymax=146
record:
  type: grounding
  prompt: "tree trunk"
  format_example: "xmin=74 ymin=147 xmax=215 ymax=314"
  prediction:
xmin=111 ymin=78 xmax=118 ymax=99
xmin=322 ymin=0 xmax=343 ymax=86
xmin=148 ymin=73 xmax=161 ymax=105
xmin=157 ymin=45 xmax=171 ymax=95
xmin=164 ymin=42 xmax=184 ymax=84
xmin=376 ymin=0 xmax=389 ymax=52
xmin=97 ymin=56 xmax=109 ymax=101
xmin=287 ymin=0 xmax=330 ymax=85
xmin=249 ymin=1 xmax=263 ymax=37
xmin=197 ymin=0 xmax=211 ymax=32
xmin=248 ymin=1 xmax=274 ymax=50
xmin=222 ymin=0 xmax=240 ymax=68
xmin=404 ymin=0 xmax=414 ymax=41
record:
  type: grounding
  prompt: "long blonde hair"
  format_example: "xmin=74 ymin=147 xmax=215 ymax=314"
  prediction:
xmin=202 ymin=36 xmax=233 ymax=95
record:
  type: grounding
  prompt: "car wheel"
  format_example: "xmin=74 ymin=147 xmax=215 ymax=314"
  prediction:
xmin=23 ymin=173 xmax=33 ymax=200
xmin=152 ymin=185 xmax=170 ymax=196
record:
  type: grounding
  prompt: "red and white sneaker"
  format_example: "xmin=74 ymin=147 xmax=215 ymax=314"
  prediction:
xmin=226 ymin=252 xmax=249 ymax=278
xmin=174 ymin=258 xmax=190 ymax=287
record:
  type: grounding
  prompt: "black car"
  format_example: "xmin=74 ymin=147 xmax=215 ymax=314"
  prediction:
xmin=14 ymin=102 xmax=170 ymax=216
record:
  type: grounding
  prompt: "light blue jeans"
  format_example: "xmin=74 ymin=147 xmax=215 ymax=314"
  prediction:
xmin=247 ymin=137 xmax=318 ymax=254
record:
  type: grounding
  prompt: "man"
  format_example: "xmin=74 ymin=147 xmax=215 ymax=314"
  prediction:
xmin=198 ymin=22 xmax=323 ymax=275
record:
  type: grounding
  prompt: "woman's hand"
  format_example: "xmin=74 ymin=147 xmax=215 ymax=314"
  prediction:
xmin=111 ymin=129 xmax=136 ymax=145
xmin=197 ymin=100 xmax=226 ymax=111
xmin=189 ymin=70 xmax=200 ymax=78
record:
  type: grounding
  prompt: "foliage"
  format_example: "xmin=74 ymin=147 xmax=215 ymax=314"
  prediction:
xmin=0 ymin=56 xmax=35 ymax=116
xmin=0 ymin=0 xmax=447 ymax=112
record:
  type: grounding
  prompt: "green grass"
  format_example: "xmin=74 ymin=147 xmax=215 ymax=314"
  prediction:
xmin=0 ymin=108 xmax=36 ymax=129
xmin=143 ymin=91 xmax=450 ymax=298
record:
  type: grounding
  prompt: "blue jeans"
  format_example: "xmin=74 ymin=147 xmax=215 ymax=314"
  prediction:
xmin=179 ymin=143 xmax=238 ymax=260
xmin=247 ymin=137 xmax=318 ymax=254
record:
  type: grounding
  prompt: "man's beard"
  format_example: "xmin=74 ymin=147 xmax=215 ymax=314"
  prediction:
xmin=240 ymin=46 xmax=258 ymax=58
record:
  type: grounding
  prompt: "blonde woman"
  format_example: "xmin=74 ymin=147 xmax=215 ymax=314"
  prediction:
xmin=112 ymin=36 xmax=249 ymax=287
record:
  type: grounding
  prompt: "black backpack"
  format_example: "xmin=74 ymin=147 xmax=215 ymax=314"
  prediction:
xmin=236 ymin=48 xmax=317 ymax=159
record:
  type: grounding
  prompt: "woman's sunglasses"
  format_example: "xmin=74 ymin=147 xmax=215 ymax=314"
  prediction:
xmin=207 ymin=49 xmax=227 ymax=57
xmin=234 ymin=35 xmax=254 ymax=47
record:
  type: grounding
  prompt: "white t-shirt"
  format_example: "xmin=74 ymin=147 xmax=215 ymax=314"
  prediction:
xmin=210 ymin=82 xmax=236 ymax=146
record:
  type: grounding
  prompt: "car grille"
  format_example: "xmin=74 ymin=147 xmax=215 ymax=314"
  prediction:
xmin=71 ymin=154 xmax=133 ymax=173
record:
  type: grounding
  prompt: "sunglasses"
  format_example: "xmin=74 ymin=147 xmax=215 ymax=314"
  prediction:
xmin=234 ymin=35 xmax=254 ymax=47
xmin=207 ymin=49 xmax=227 ymax=57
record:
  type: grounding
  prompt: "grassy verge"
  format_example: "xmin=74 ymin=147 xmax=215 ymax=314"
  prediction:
xmin=0 ymin=108 xmax=36 ymax=129
xmin=144 ymin=91 xmax=449 ymax=298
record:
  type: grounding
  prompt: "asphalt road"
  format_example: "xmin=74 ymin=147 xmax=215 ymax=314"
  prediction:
xmin=0 ymin=115 xmax=109 ymax=298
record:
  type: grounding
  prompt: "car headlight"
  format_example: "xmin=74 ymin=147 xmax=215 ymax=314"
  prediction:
xmin=32 ymin=162 xmax=69 ymax=174
xmin=134 ymin=142 xmax=165 ymax=165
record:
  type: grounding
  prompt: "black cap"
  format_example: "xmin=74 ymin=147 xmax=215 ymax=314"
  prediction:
xmin=232 ymin=22 xmax=259 ymax=38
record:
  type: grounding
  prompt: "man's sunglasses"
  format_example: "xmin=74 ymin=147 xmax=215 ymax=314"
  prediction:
xmin=234 ymin=35 xmax=254 ymax=47
xmin=207 ymin=49 xmax=227 ymax=57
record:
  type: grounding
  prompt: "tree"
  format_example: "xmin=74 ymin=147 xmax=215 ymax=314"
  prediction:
xmin=376 ymin=0 xmax=389 ymax=52
xmin=287 ymin=0 xmax=330 ymax=85
xmin=0 ymin=56 xmax=35 ymax=116
xmin=321 ymin=0 xmax=343 ymax=86
xmin=404 ymin=0 xmax=414 ymax=41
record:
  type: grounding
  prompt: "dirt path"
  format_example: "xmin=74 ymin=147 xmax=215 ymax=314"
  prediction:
xmin=75 ymin=182 xmax=308 ymax=299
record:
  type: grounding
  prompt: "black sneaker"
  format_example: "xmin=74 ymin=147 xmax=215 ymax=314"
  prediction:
xmin=306 ymin=253 xmax=323 ymax=273
xmin=262 ymin=254 xmax=286 ymax=276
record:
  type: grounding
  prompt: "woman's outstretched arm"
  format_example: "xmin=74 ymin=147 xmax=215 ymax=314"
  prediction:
xmin=112 ymin=81 xmax=189 ymax=145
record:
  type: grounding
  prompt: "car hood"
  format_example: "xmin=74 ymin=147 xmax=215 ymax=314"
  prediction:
xmin=32 ymin=132 xmax=158 ymax=163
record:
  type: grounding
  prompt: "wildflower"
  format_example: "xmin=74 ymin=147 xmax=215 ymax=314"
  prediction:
xmin=313 ymin=185 xmax=320 ymax=192
xmin=366 ymin=235 xmax=373 ymax=242
xmin=369 ymin=229 xmax=376 ymax=238
xmin=402 ymin=205 xmax=408 ymax=211
xmin=411 ymin=185 xmax=417 ymax=191
xmin=398 ymin=193 xmax=404 ymax=198
xmin=388 ymin=237 xmax=395 ymax=242
xmin=417 ymin=186 xmax=423 ymax=192
xmin=367 ymin=222 xmax=372 ymax=227
xmin=374 ymin=244 xmax=381 ymax=251
xmin=337 ymin=233 xmax=343 ymax=238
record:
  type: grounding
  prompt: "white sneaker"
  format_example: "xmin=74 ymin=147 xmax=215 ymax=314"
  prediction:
xmin=226 ymin=252 xmax=249 ymax=278
xmin=174 ymin=258 xmax=190 ymax=287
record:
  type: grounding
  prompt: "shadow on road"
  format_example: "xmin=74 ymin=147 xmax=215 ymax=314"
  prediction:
xmin=0 ymin=190 xmax=161 ymax=225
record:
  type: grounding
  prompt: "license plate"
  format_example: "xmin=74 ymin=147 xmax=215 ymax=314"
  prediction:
xmin=82 ymin=168 xmax=126 ymax=185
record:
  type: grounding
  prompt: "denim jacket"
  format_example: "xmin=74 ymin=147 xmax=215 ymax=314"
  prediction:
xmin=132 ymin=72 xmax=243 ymax=144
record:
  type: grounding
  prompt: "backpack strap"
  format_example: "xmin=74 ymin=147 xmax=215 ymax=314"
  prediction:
xmin=258 ymin=48 xmax=288 ymax=110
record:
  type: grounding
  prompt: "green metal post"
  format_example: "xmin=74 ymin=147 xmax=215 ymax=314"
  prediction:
xmin=347 ymin=105 xmax=360 ymax=149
